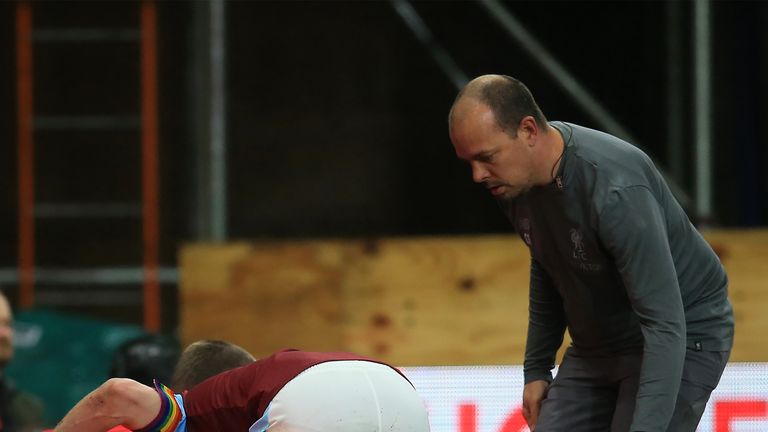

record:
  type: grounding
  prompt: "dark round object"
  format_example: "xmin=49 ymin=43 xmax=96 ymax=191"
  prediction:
xmin=110 ymin=334 xmax=181 ymax=386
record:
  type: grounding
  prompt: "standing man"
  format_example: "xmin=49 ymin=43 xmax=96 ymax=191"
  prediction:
xmin=448 ymin=75 xmax=733 ymax=431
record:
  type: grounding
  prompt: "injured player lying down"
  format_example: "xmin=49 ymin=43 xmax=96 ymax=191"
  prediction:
xmin=54 ymin=348 xmax=431 ymax=432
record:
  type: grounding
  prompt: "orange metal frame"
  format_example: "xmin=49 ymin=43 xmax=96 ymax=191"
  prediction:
xmin=141 ymin=0 xmax=161 ymax=331
xmin=15 ymin=0 xmax=162 ymax=331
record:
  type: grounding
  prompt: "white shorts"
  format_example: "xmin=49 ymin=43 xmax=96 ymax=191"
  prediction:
xmin=250 ymin=360 xmax=430 ymax=432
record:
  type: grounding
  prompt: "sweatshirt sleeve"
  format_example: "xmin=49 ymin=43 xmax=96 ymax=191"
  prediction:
xmin=598 ymin=185 xmax=686 ymax=431
xmin=524 ymin=258 xmax=567 ymax=384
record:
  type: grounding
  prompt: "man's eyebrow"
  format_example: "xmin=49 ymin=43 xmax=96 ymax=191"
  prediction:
xmin=456 ymin=148 xmax=495 ymax=162
xmin=472 ymin=150 xmax=495 ymax=160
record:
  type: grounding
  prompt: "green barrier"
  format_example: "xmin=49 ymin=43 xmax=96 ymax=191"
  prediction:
xmin=6 ymin=309 xmax=146 ymax=426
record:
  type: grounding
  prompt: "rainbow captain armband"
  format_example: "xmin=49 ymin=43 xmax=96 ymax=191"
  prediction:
xmin=135 ymin=380 xmax=186 ymax=432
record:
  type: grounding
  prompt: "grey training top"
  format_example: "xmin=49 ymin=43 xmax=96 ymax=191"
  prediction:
xmin=505 ymin=122 xmax=734 ymax=431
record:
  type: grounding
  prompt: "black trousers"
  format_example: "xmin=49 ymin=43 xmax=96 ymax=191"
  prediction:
xmin=534 ymin=347 xmax=730 ymax=432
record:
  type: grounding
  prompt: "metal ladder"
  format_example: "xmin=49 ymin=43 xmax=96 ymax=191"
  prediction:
xmin=11 ymin=0 xmax=171 ymax=331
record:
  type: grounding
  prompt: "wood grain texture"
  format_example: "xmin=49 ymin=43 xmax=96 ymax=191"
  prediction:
xmin=703 ymin=229 xmax=768 ymax=361
xmin=342 ymin=236 xmax=531 ymax=365
xmin=180 ymin=241 xmax=352 ymax=358
xmin=180 ymin=230 xmax=767 ymax=365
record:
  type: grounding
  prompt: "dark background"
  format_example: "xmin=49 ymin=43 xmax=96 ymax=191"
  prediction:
xmin=0 ymin=0 xmax=766 ymax=330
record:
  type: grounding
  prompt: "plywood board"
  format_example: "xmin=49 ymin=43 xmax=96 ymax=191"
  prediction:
xmin=342 ymin=236 xmax=532 ymax=365
xmin=180 ymin=241 xmax=354 ymax=358
xmin=180 ymin=230 xmax=767 ymax=364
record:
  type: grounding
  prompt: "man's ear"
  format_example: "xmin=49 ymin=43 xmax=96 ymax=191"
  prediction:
xmin=518 ymin=116 xmax=539 ymax=144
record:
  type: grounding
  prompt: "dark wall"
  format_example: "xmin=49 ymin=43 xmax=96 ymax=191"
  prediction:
xmin=712 ymin=1 xmax=768 ymax=226
xmin=225 ymin=1 xmax=674 ymax=238
xmin=226 ymin=1 xmax=509 ymax=238
xmin=1 ymin=1 xmax=17 ymax=271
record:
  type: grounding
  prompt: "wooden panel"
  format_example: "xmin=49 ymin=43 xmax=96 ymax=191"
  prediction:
xmin=180 ymin=241 xmax=353 ymax=359
xmin=180 ymin=230 xmax=768 ymax=365
xmin=703 ymin=230 xmax=768 ymax=361
xmin=343 ymin=236 xmax=531 ymax=365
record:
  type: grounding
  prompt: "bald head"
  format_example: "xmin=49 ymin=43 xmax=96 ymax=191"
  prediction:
xmin=449 ymin=75 xmax=548 ymax=137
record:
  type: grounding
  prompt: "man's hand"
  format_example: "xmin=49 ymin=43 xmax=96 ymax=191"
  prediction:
xmin=522 ymin=380 xmax=549 ymax=431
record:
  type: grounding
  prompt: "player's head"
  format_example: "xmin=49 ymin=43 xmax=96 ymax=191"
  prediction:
xmin=0 ymin=291 xmax=14 ymax=369
xmin=110 ymin=334 xmax=181 ymax=386
xmin=172 ymin=340 xmax=255 ymax=391
xmin=449 ymin=74 xmax=550 ymax=201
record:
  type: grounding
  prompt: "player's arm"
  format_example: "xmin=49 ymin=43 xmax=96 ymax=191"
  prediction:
xmin=524 ymin=258 xmax=566 ymax=383
xmin=599 ymin=185 xmax=686 ymax=432
xmin=55 ymin=378 xmax=161 ymax=432
xmin=523 ymin=258 xmax=566 ymax=428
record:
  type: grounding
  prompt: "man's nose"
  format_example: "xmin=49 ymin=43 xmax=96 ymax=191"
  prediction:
xmin=470 ymin=162 xmax=488 ymax=183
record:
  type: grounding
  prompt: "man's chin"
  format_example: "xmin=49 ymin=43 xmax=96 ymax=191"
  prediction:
xmin=494 ymin=195 xmax=515 ymax=207
xmin=495 ymin=188 xmax=526 ymax=203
